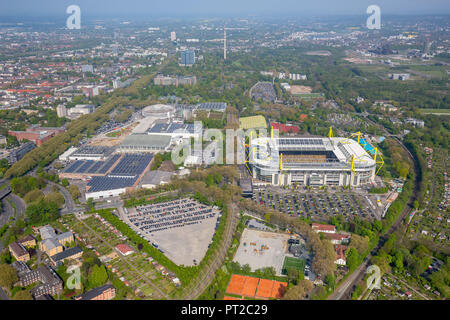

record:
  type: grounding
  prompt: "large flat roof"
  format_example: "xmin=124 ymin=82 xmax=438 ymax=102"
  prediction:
xmin=239 ymin=115 xmax=267 ymax=130
xmin=120 ymin=134 xmax=171 ymax=148
xmin=251 ymin=136 xmax=375 ymax=166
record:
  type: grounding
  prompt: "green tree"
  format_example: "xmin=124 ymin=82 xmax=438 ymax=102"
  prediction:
xmin=61 ymin=178 xmax=69 ymax=187
xmin=282 ymin=279 xmax=314 ymax=300
xmin=241 ymin=264 xmax=251 ymax=274
xmin=393 ymin=251 xmax=404 ymax=271
xmin=0 ymin=264 xmax=18 ymax=290
xmin=287 ymin=268 xmax=299 ymax=284
xmin=346 ymin=248 xmax=360 ymax=271
xmin=325 ymin=274 xmax=336 ymax=291
xmin=88 ymin=264 xmax=108 ymax=288
xmin=68 ymin=184 xmax=81 ymax=200
xmin=13 ymin=289 xmax=33 ymax=300
xmin=23 ymin=189 xmax=45 ymax=204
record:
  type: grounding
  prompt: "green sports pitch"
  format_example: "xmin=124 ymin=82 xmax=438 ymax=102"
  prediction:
xmin=282 ymin=257 xmax=305 ymax=275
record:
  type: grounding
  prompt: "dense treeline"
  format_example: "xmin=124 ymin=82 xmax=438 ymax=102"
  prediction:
xmin=10 ymin=175 xmax=46 ymax=197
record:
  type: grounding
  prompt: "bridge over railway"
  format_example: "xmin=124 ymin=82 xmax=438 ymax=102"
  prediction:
xmin=0 ymin=185 xmax=11 ymax=200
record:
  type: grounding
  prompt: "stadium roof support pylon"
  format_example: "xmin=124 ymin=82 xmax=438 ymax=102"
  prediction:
xmin=329 ymin=126 xmax=384 ymax=177
xmin=374 ymin=147 xmax=384 ymax=175
xmin=280 ymin=153 xmax=283 ymax=173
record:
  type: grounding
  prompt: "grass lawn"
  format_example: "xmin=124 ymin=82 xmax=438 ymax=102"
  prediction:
xmin=281 ymin=256 xmax=306 ymax=275
xmin=420 ymin=108 xmax=450 ymax=115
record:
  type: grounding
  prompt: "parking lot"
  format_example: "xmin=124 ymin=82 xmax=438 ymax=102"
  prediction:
xmin=252 ymin=187 xmax=383 ymax=221
xmin=124 ymin=198 xmax=221 ymax=266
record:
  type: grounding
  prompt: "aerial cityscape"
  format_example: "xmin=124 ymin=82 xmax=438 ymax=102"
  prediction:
xmin=0 ymin=0 xmax=448 ymax=310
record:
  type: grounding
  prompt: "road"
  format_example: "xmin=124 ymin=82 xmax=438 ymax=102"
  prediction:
xmin=0 ymin=197 xmax=14 ymax=227
xmin=0 ymin=193 xmax=27 ymax=251
xmin=45 ymin=180 xmax=84 ymax=214
xmin=328 ymin=115 xmax=420 ymax=300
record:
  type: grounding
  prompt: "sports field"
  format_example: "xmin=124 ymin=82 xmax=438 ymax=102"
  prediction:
xmin=420 ymin=108 xmax=450 ymax=115
xmin=225 ymin=274 xmax=288 ymax=299
xmin=282 ymin=256 xmax=305 ymax=275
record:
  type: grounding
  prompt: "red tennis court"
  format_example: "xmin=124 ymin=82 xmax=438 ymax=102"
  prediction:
xmin=226 ymin=274 xmax=246 ymax=296
xmin=241 ymin=276 xmax=259 ymax=297
xmin=255 ymin=279 xmax=274 ymax=299
xmin=271 ymin=281 xmax=288 ymax=299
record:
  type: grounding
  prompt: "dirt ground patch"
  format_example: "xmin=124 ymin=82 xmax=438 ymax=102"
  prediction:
xmin=289 ymin=85 xmax=312 ymax=95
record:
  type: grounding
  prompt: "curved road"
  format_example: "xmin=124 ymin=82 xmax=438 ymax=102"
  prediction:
xmin=0 ymin=192 xmax=27 ymax=251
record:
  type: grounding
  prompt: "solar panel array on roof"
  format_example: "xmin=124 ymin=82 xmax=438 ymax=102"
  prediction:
xmin=87 ymin=161 xmax=104 ymax=173
xmin=278 ymin=138 xmax=324 ymax=146
xmin=96 ymin=154 xmax=121 ymax=174
xmin=70 ymin=146 xmax=113 ymax=157
xmin=196 ymin=102 xmax=227 ymax=112
xmin=109 ymin=154 xmax=153 ymax=177
xmin=63 ymin=154 xmax=121 ymax=175
xmin=75 ymin=160 xmax=95 ymax=173
xmin=63 ymin=161 xmax=83 ymax=173
xmin=148 ymin=122 xmax=195 ymax=134
xmin=87 ymin=176 xmax=138 ymax=193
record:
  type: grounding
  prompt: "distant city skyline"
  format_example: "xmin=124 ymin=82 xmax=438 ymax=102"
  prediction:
xmin=1 ymin=0 xmax=450 ymax=18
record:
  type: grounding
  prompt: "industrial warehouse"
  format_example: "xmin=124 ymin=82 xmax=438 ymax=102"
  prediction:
xmin=59 ymin=152 xmax=153 ymax=199
xmin=248 ymin=135 xmax=380 ymax=187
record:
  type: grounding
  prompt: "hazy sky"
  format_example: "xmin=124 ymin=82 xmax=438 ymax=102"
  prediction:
xmin=1 ymin=0 xmax=450 ymax=18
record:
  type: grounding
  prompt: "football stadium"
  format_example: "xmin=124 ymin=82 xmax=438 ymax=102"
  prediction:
xmin=248 ymin=133 xmax=380 ymax=187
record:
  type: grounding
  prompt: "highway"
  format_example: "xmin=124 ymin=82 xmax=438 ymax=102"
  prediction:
xmin=328 ymin=114 xmax=420 ymax=300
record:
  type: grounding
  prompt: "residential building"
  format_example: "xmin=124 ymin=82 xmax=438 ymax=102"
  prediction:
xmin=334 ymin=245 xmax=347 ymax=265
xmin=115 ymin=244 xmax=134 ymax=256
xmin=324 ymin=233 xmax=351 ymax=245
xmin=38 ymin=226 xmax=74 ymax=256
xmin=56 ymin=104 xmax=67 ymax=118
xmin=405 ymin=118 xmax=425 ymax=128
xmin=312 ymin=223 xmax=336 ymax=234
xmin=18 ymin=265 xmax=63 ymax=298
xmin=49 ymin=246 xmax=83 ymax=267
xmin=74 ymin=284 xmax=116 ymax=300
xmin=9 ymin=241 xmax=30 ymax=262
xmin=8 ymin=142 xmax=35 ymax=164
xmin=180 ymin=50 xmax=195 ymax=66
xmin=18 ymin=235 xmax=37 ymax=248
xmin=81 ymin=65 xmax=94 ymax=73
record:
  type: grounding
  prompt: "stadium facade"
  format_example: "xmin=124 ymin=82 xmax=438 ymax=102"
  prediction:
xmin=249 ymin=137 xmax=376 ymax=187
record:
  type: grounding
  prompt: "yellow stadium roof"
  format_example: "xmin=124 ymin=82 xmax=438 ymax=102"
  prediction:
xmin=239 ymin=115 xmax=267 ymax=130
